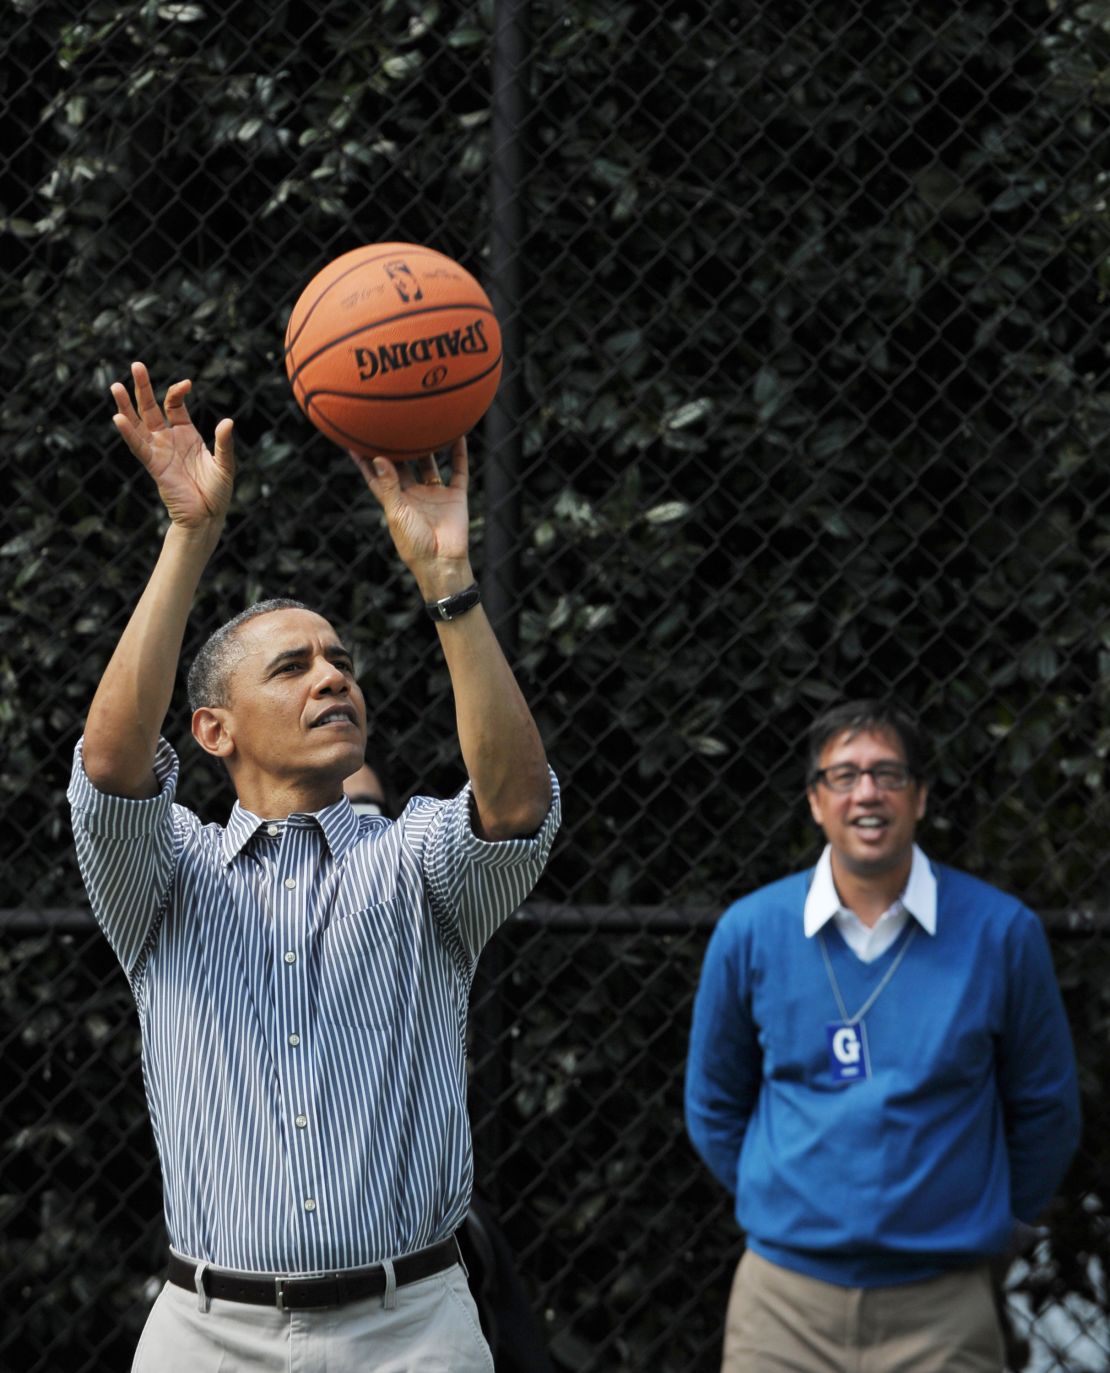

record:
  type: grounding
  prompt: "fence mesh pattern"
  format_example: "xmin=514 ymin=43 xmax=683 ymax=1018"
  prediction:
xmin=4 ymin=1 xmax=1110 ymax=1370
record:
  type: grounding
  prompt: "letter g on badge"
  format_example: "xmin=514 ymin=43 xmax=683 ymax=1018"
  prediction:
xmin=832 ymin=1026 xmax=861 ymax=1064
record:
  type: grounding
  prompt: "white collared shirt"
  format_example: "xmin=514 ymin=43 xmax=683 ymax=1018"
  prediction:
xmin=803 ymin=843 xmax=937 ymax=963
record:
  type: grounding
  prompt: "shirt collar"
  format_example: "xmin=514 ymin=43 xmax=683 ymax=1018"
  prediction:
xmin=803 ymin=842 xmax=937 ymax=937
xmin=220 ymin=795 xmax=363 ymax=865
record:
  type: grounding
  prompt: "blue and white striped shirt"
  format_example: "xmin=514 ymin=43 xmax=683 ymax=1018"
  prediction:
xmin=67 ymin=737 xmax=560 ymax=1274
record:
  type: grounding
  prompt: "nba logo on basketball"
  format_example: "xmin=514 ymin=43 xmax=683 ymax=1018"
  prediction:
xmin=384 ymin=259 xmax=423 ymax=303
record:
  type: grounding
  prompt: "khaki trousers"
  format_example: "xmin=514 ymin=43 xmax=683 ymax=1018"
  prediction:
xmin=131 ymin=1263 xmax=494 ymax=1373
xmin=722 ymin=1250 xmax=1005 ymax=1373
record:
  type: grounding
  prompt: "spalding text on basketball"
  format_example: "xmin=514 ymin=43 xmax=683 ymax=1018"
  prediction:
xmin=353 ymin=320 xmax=493 ymax=384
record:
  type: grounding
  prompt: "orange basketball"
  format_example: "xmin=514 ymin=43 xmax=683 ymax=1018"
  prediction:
xmin=284 ymin=242 xmax=502 ymax=461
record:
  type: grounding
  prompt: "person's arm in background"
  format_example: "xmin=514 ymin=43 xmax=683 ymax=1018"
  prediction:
xmin=685 ymin=912 xmax=763 ymax=1195
xmin=82 ymin=362 xmax=235 ymax=798
xmin=351 ymin=439 xmax=550 ymax=841
xmin=998 ymin=905 xmax=1082 ymax=1226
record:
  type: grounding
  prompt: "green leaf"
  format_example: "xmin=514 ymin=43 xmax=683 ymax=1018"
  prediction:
xmin=644 ymin=501 xmax=691 ymax=525
xmin=157 ymin=3 xmax=206 ymax=19
xmin=663 ymin=398 xmax=713 ymax=431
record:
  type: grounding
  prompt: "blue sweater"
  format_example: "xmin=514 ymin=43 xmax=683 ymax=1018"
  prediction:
xmin=684 ymin=862 xmax=1081 ymax=1286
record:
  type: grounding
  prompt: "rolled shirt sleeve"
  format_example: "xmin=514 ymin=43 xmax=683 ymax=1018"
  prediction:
xmin=421 ymin=767 xmax=562 ymax=972
xmin=66 ymin=737 xmax=183 ymax=978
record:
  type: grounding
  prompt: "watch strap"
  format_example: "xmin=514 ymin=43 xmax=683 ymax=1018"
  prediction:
xmin=424 ymin=582 xmax=481 ymax=622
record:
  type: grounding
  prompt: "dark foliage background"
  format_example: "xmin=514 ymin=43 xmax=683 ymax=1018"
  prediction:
xmin=3 ymin=0 xmax=1110 ymax=1369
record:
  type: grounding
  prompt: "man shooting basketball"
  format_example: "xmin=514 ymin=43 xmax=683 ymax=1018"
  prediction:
xmin=685 ymin=700 xmax=1079 ymax=1373
xmin=68 ymin=362 xmax=559 ymax=1371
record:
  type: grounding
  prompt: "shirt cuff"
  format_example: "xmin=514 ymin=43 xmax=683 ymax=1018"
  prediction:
xmin=67 ymin=736 xmax=180 ymax=837
xmin=458 ymin=766 xmax=561 ymax=856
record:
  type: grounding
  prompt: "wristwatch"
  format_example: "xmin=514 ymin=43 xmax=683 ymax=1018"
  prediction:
xmin=424 ymin=582 xmax=481 ymax=622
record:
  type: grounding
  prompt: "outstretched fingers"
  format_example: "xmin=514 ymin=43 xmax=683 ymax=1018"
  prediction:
xmin=110 ymin=378 xmax=141 ymax=431
xmin=162 ymin=377 xmax=194 ymax=427
xmin=416 ymin=453 xmax=443 ymax=486
xmin=110 ymin=362 xmax=192 ymax=440
xmin=110 ymin=411 xmax=144 ymax=466
xmin=212 ymin=416 xmax=236 ymax=478
xmin=347 ymin=449 xmax=402 ymax=506
xmin=446 ymin=434 xmax=469 ymax=488
xmin=347 ymin=449 xmax=382 ymax=488
xmin=130 ymin=361 xmax=168 ymax=429
xmin=110 ymin=378 xmax=154 ymax=468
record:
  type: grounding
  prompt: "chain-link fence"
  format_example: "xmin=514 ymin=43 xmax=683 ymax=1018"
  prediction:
xmin=4 ymin=0 xmax=1110 ymax=1369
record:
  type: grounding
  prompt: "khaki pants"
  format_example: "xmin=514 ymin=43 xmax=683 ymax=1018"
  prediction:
xmin=723 ymin=1250 xmax=1005 ymax=1373
xmin=131 ymin=1264 xmax=493 ymax=1373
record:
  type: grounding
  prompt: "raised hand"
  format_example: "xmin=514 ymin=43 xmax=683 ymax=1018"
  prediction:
xmin=348 ymin=437 xmax=474 ymax=594
xmin=110 ymin=361 xmax=235 ymax=529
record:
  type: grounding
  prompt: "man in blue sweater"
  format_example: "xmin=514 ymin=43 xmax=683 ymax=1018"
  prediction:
xmin=685 ymin=700 xmax=1080 ymax=1373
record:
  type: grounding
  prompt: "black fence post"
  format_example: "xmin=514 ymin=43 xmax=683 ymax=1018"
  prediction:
xmin=472 ymin=0 xmax=531 ymax=1210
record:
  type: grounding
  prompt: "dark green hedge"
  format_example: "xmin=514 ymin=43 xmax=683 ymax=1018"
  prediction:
xmin=4 ymin=0 xmax=1110 ymax=912
xmin=4 ymin=0 xmax=1110 ymax=1369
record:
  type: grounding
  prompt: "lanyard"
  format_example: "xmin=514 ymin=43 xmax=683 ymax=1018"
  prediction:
xmin=817 ymin=924 xmax=917 ymax=1025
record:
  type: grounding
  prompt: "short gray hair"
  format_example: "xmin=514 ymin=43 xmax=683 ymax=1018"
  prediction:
xmin=187 ymin=598 xmax=310 ymax=712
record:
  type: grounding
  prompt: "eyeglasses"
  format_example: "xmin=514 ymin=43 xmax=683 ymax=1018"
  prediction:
xmin=812 ymin=764 xmax=914 ymax=793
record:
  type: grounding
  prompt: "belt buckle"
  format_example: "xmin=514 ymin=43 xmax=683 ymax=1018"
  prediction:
xmin=275 ymin=1277 xmax=287 ymax=1312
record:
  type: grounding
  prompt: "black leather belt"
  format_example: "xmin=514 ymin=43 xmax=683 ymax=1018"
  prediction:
xmin=167 ymin=1235 xmax=461 ymax=1310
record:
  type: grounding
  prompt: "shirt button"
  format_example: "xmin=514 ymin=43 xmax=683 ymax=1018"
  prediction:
xmin=267 ymin=825 xmax=279 ymax=836
xmin=295 ymin=1114 xmax=308 ymax=1129
xmin=284 ymin=877 xmax=297 ymax=889
xmin=284 ymin=951 xmax=296 ymax=964
xmin=288 ymin=1033 xmax=301 ymax=1046
xmin=304 ymin=1199 xmax=316 ymax=1213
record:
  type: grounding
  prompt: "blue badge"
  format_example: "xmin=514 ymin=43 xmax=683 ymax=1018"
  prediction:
xmin=826 ymin=1021 xmax=871 ymax=1083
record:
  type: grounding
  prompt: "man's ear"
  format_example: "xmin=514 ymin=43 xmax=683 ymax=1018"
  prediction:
xmin=192 ymin=707 xmax=235 ymax=758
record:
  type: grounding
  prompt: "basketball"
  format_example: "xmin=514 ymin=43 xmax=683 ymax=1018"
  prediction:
xmin=284 ymin=242 xmax=503 ymax=461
